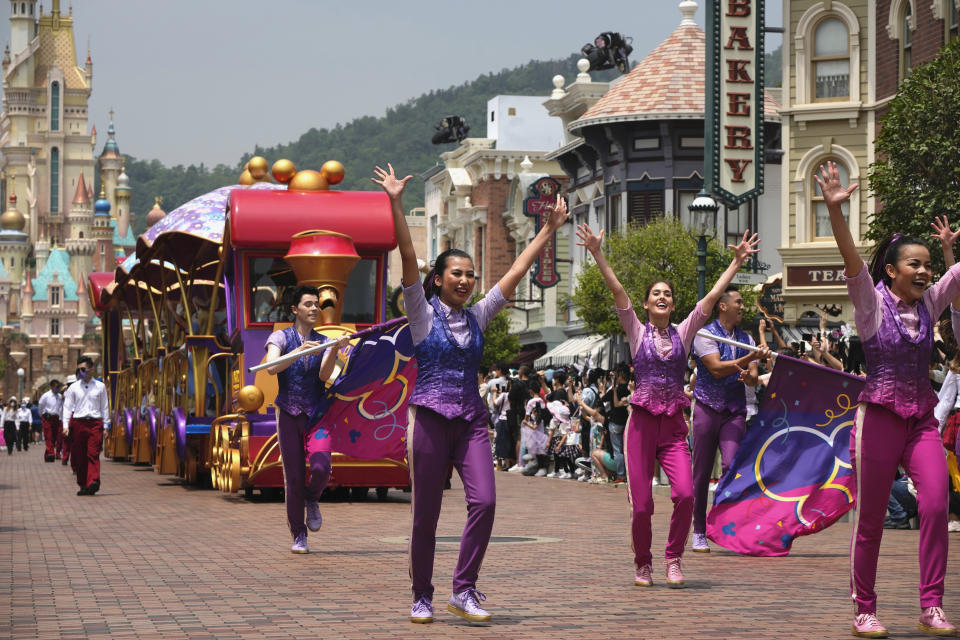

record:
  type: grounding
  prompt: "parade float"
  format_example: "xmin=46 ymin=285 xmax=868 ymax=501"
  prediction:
xmin=88 ymin=158 xmax=411 ymax=499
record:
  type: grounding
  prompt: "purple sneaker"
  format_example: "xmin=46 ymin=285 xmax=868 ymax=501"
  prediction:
xmin=447 ymin=589 xmax=491 ymax=622
xmin=306 ymin=500 xmax=323 ymax=532
xmin=290 ymin=532 xmax=309 ymax=554
xmin=410 ymin=596 xmax=433 ymax=624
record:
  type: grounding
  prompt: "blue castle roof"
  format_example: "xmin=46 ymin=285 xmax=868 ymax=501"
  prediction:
xmin=32 ymin=248 xmax=78 ymax=301
xmin=111 ymin=217 xmax=136 ymax=247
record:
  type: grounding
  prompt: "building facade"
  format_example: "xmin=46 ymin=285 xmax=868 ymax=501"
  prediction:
xmin=779 ymin=0 xmax=958 ymax=330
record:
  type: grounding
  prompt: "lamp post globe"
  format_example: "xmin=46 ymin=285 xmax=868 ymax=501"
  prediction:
xmin=688 ymin=190 xmax=719 ymax=299
xmin=16 ymin=367 xmax=24 ymax=400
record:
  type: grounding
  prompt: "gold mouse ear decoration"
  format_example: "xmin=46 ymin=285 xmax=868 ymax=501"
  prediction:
xmin=237 ymin=156 xmax=346 ymax=191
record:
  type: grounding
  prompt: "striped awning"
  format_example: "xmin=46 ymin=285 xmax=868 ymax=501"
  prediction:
xmin=534 ymin=334 xmax=609 ymax=369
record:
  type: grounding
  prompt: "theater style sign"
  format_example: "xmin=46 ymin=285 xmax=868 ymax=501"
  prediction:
xmin=523 ymin=177 xmax=561 ymax=289
xmin=706 ymin=0 xmax=765 ymax=206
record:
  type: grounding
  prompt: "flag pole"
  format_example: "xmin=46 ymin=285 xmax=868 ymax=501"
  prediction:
xmin=696 ymin=329 xmax=775 ymax=358
xmin=247 ymin=317 xmax=407 ymax=373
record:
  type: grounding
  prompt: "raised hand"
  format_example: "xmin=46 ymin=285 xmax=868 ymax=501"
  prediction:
xmin=727 ymin=229 xmax=760 ymax=264
xmin=575 ymin=223 xmax=605 ymax=254
xmin=813 ymin=161 xmax=858 ymax=208
xmin=371 ymin=163 xmax=413 ymax=200
xmin=545 ymin=194 xmax=570 ymax=231
xmin=931 ymin=215 xmax=960 ymax=248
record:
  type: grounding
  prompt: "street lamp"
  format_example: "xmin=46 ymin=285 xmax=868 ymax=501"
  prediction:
xmin=688 ymin=189 xmax=720 ymax=299
xmin=16 ymin=367 xmax=24 ymax=401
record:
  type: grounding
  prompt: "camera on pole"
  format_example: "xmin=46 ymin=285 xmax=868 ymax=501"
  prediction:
xmin=431 ymin=116 xmax=470 ymax=145
xmin=580 ymin=32 xmax=633 ymax=73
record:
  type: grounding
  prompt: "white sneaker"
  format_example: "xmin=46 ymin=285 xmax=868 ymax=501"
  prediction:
xmin=692 ymin=532 xmax=710 ymax=552
xmin=575 ymin=467 xmax=585 ymax=477
xmin=507 ymin=464 xmax=523 ymax=473
xmin=305 ymin=500 xmax=323 ymax=532
xmin=535 ymin=468 xmax=547 ymax=477
xmin=948 ymin=520 xmax=960 ymax=532
xmin=546 ymin=471 xmax=559 ymax=478
xmin=578 ymin=475 xmax=590 ymax=482
xmin=562 ymin=472 xmax=574 ymax=479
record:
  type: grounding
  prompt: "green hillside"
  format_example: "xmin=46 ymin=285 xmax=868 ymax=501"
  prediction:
xmin=120 ymin=46 xmax=782 ymax=234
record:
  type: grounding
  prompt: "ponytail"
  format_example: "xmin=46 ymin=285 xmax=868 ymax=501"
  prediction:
xmin=867 ymin=233 xmax=926 ymax=286
xmin=422 ymin=268 xmax=439 ymax=301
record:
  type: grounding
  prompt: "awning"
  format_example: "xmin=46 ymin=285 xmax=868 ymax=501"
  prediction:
xmin=534 ymin=334 xmax=609 ymax=369
xmin=510 ymin=343 xmax=547 ymax=367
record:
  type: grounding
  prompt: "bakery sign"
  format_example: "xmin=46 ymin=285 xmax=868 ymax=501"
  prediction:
xmin=706 ymin=0 xmax=765 ymax=206
xmin=522 ymin=177 xmax=561 ymax=289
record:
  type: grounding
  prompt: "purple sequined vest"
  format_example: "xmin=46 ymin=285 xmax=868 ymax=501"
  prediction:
xmin=859 ymin=282 xmax=936 ymax=419
xmin=409 ymin=297 xmax=487 ymax=422
xmin=629 ymin=324 xmax=690 ymax=417
xmin=693 ymin=319 xmax=749 ymax=413
xmin=275 ymin=326 xmax=325 ymax=416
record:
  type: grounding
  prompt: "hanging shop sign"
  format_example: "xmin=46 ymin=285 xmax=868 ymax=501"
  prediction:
xmin=523 ymin=177 xmax=561 ymax=289
xmin=757 ymin=276 xmax=783 ymax=323
xmin=705 ymin=0 xmax=765 ymax=206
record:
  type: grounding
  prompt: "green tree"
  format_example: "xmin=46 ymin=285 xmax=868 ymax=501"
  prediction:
xmin=481 ymin=308 xmax=521 ymax=369
xmin=867 ymin=38 xmax=960 ymax=274
xmin=571 ymin=218 xmax=757 ymax=335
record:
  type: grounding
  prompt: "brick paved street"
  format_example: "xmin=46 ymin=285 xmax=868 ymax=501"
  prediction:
xmin=1 ymin=446 xmax=958 ymax=640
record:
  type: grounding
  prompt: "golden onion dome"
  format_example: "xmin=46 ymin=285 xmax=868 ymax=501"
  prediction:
xmin=0 ymin=194 xmax=25 ymax=231
xmin=145 ymin=196 xmax=166 ymax=227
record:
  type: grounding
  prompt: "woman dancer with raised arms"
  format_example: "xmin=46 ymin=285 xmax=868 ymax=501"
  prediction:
xmin=575 ymin=222 xmax=760 ymax=589
xmin=373 ymin=164 xmax=569 ymax=624
xmin=817 ymin=161 xmax=959 ymax=638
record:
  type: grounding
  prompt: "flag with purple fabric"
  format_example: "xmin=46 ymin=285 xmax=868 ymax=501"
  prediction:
xmin=308 ymin=319 xmax=416 ymax=461
xmin=706 ymin=355 xmax=864 ymax=556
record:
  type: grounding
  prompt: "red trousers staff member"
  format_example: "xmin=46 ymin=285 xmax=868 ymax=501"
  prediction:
xmin=38 ymin=380 xmax=63 ymax=462
xmin=62 ymin=357 xmax=110 ymax=496
xmin=59 ymin=374 xmax=76 ymax=466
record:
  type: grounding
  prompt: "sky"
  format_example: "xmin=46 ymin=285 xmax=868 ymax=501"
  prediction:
xmin=0 ymin=0 xmax=783 ymax=168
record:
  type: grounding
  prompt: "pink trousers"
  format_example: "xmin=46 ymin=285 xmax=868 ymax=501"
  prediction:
xmin=624 ymin=406 xmax=694 ymax=568
xmin=849 ymin=403 xmax=948 ymax=614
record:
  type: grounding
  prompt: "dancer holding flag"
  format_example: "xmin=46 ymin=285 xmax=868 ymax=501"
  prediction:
xmin=262 ymin=285 xmax=349 ymax=554
xmin=815 ymin=160 xmax=959 ymax=638
xmin=689 ymin=286 xmax=768 ymax=553
xmin=372 ymin=163 xmax=568 ymax=624
xmin=575 ymin=222 xmax=759 ymax=589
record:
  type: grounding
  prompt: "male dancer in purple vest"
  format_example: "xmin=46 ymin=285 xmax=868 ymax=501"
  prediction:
xmin=690 ymin=286 xmax=766 ymax=553
xmin=264 ymin=285 xmax=347 ymax=554
xmin=374 ymin=163 xmax=569 ymax=624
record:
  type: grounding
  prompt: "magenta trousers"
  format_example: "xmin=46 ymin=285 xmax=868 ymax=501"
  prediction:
xmin=407 ymin=405 xmax=496 ymax=601
xmin=276 ymin=409 xmax=332 ymax=539
xmin=691 ymin=402 xmax=746 ymax=534
xmin=849 ymin=403 xmax=948 ymax=614
xmin=624 ymin=406 xmax=694 ymax=568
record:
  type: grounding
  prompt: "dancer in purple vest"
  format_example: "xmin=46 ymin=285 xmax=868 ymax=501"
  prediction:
xmin=690 ymin=286 xmax=768 ymax=553
xmin=264 ymin=285 xmax=348 ymax=555
xmin=575 ymin=222 xmax=759 ymax=589
xmin=816 ymin=161 xmax=959 ymax=638
xmin=372 ymin=163 xmax=569 ymax=624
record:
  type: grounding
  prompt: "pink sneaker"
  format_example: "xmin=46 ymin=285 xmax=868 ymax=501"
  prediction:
xmin=634 ymin=564 xmax=652 ymax=587
xmin=851 ymin=612 xmax=888 ymax=638
xmin=665 ymin=558 xmax=685 ymax=588
xmin=918 ymin=607 xmax=957 ymax=636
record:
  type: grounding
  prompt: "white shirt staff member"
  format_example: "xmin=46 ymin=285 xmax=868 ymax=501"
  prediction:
xmin=38 ymin=380 xmax=63 ymax=462
xmin=62 ymin=357 xmax=110 ymax=496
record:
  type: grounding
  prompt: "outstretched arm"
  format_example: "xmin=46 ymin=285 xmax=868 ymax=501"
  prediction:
xmin=319 ymin=335 xmax=352 ymax=383
xmin=813 ymin=161 xmax=861 ymax=277
xmin=700 ymin=230 xmax=760 ymax=313
xmin=497 ymin=195 xmax=570 ymax=299
xmin=372 ymin=164 xmax=418 ymax=287
xmin=931 ymin=215 xmax=960 ymax=310
xmin=575 ymin=223 xmax=630 ymax=309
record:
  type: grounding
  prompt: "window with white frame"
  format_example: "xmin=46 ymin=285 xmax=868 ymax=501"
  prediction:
xmin=811 ymin=159 xmax=850 ymax=239
xmin=813 ymin=18 xmax=850 ymax=100
xmin=49 ymin=286 xmax=60 ymax=306
xmin=50 ymin=317 xmax=60 ymax=336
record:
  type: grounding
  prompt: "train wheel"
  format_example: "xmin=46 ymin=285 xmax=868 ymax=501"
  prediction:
xmin=350 ymin=487 xmax=369 ymax=501
xmin=227 ymin=448 xmax=241 ymax=493
xmin=376 ymin=487 xmax=389 ymax=501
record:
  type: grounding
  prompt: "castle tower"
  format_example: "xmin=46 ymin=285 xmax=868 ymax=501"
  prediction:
xmin=91 ymin=180 xmax=113 ymax=272
xmin=115 ymin=160 xmax=131 ymax=238
xmin=19 ymin=274 xmax=33 ymax=328
xmin=0 ymin=194 xmax=30 ymax=288
xmin=75 ymin=270 xmax=88 ymax=323
xmin=145 ymin=197 xmax=166 ymax=228
xmin=65 ymin=173 xmax=95 ymax=283
xmin=99 ymin=111 xmax=121 ymax=217
xmin=9 ymin=0 xmax=38 ymax=55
